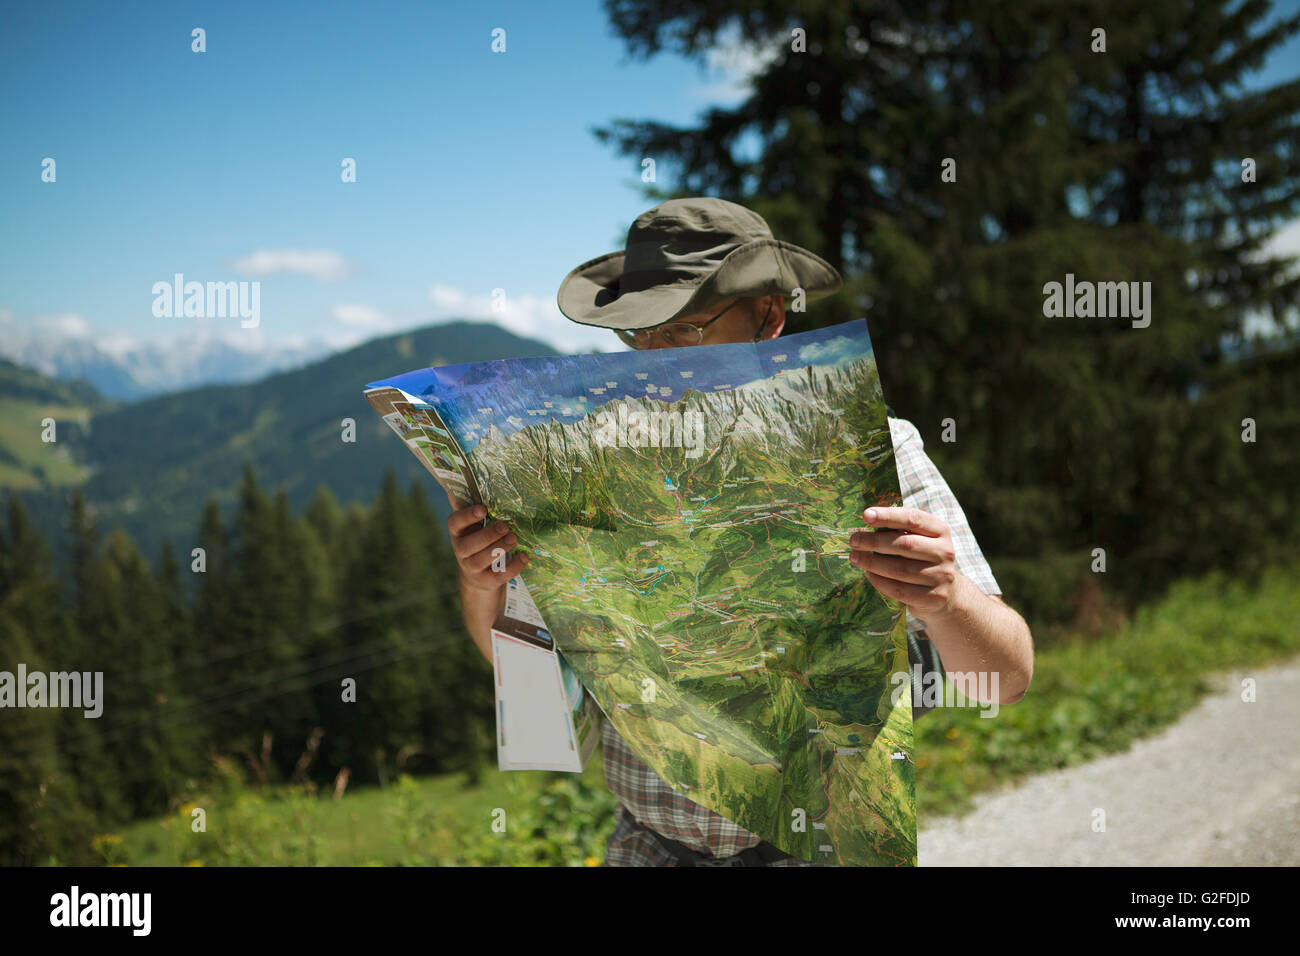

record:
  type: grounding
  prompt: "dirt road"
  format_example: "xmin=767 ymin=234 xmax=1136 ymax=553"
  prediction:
xmin=918 ymin=656 xmax=1300 ymax=866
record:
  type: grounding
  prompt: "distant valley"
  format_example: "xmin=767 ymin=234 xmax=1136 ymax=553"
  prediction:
xmin=1 ymin=321 xmax=566 ymax=566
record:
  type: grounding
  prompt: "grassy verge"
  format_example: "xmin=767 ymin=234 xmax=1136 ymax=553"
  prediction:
xmin=916 ymin=561 xmax=1300 ymax=820
xmin=111 ymin=754 xmax=616 ymax=867
xmin=104 ymin=563 xmax=1298 ymax=864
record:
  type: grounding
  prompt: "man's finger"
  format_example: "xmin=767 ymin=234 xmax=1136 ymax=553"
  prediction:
xmin=851 ymin=551 xmax=933 ymax=585
xmin=847 ymin=528 xmax=904 ymax=551
xmin=498 ymin=550 xmax=530 ymax=580
xmin=469 ymin=547 xmax=530 ymax=583
xmin=460 ymin=528 xmax=514 ymax=564
xmin=849 ymin=529 xmax=936 ymax=559
xmin=865 ymin=570 xmax=931 ymax=605
xmin=447 ymin=503 xmax=488 ymax=536
xmin=862 ymin=505 xmax=944 ymax=537
xmin=461 ymin=529 xmax=518 ymax=568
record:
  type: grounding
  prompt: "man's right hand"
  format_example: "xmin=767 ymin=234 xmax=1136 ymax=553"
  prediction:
xmin=447 ymin=499 xmax=530 ymax=591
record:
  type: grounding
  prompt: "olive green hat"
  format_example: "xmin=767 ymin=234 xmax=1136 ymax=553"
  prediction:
xmin=556 ymin=197 xmax=843 ymax=331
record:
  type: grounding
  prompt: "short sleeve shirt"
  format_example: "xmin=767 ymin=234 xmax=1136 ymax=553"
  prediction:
xmin=600 ymin=416 xmax=1001 ymax=865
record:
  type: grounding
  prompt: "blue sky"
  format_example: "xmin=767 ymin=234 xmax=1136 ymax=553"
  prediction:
xmin=3 ymin=0 xmax=1298 ymax=361
xmin=0 ymin=0 xmax=762 ymax=356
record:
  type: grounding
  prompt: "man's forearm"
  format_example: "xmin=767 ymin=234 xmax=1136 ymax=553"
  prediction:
xmin=919 ymin=573 xmax=1033 ymax=704
xmin=459 ymin=569 xmax=506 ymax=665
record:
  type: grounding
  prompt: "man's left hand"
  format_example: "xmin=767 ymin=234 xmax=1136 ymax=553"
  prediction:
xmin=849 ymin=506 xmax=962 ymax=617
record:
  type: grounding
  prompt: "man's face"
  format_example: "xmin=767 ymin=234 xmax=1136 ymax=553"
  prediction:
xmin=624 ymin=294 xmax=786 ymax=350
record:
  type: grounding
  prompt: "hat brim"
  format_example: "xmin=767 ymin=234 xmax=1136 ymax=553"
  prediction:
xmin=556 ymin=238 xmax=842 ymax=332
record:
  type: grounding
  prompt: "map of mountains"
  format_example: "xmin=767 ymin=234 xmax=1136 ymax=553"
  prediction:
xmin=372 ymin=321 xmax=917 ymax=865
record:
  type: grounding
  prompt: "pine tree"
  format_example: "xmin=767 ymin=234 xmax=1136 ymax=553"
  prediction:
xmin=304 ymin=485 xmax=345 ymax=556
xmin=48 ymin=492 xmax=130 ymax=825
xmin=0 ymin=494 xmax=99 ymax=864
xmin=326 ymin=471 xmax=437 ymax=783
xmin=594 ymin=0 xmax=1300 ymax=616
xmin=77 ymin=530 xmax=200 ymax=815
xmin=157 ymin=539 xmax=208 ymax=788
xmin=408 ymin=479 xmax=494 ymax=775
xmin=210 ymin=467 xmax=291 ymax=774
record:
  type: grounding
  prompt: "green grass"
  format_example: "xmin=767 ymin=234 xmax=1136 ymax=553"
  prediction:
xmin=0 ymin=399 xmax=91 ymax=490
xmin=111 ymin=754 xmax=616 ymax=867
xmin=915 ymin=560 xmax=1300 ymax=820
xmin=101 ymin=562 xmax=1299 ymax=865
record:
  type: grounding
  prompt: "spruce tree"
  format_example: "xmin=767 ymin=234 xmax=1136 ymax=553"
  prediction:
xmin=0 ymin=495 xmax=97 ymax=864
xmin=594 ymin=0 xmax=1300 ymax=616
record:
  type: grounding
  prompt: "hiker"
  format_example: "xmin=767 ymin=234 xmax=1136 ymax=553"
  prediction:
xmin=445 ymin=197 xmax=1033 ymax=865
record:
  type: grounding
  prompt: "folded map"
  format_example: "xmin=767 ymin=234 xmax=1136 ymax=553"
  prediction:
xmin=364 ymin=319 xmax=916 ymax=865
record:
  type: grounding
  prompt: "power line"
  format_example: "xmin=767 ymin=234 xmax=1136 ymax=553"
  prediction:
xmin=72 ymin=586 xmax=449 ymax=685
xmin=8 ymin=625 xmax=486 ymax=757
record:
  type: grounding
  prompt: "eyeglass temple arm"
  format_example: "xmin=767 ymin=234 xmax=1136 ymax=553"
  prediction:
xmin=751 ymin=297 xmax=775 ymax=343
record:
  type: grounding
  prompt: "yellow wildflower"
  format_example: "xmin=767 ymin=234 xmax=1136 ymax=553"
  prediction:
xmin=90 ymin=833 xmax=123 ymax=851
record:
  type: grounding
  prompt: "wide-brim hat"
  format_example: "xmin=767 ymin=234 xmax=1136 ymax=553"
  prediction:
xmin=556 ymin=197 xmax=843 ymax=331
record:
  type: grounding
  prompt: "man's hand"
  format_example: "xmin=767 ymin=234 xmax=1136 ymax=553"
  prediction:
xmin=446 ymin=497 xmax=529 ymax=590
xmin=444 ymin=492 xmax=530 ymax=664
xmin=849 ymin=504 xmax=1034 ymax=705
xmin=849 ymin=506 xmax=959 ymax=617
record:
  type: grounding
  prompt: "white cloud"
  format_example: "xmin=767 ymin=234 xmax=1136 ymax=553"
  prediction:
xmin=427 ymin=284 xmax=620 ymax=353
xmin=798 ymin=335 xmax=854 ymax=365
xmin=230 ymin=249 xmax=353 ymax=281
xmin=35 ymin=312 xmax=92 ymax=338
xmin=95 ymin=331 xmax=139 ymax=359
xmin=95 ymin=320 xmax=299 ymax=358
xmin=429 ymin=284 xmax=470 ymax=311
xmin=330 ymin=303 xmax=391 ymax=330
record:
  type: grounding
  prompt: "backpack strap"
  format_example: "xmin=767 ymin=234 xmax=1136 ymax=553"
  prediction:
xmin=907 ymin=627 xmax=943 ymax=720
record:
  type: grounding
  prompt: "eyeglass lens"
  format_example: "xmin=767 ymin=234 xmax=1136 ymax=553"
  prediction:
xmin=618 ymin=323 xmax=702 ymax=349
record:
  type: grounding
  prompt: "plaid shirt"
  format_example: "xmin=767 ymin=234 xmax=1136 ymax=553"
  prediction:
xmin=601 ymin=415 xmax=1002 ymax=866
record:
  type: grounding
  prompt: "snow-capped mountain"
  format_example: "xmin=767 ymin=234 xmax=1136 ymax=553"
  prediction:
xmin=0 ymin=330 xmax=333 ymax=400
xmin=113 ymin=337 xmax=331 ymax=394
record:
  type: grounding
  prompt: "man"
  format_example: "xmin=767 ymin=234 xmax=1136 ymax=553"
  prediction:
xmin=445 ymin=197 xmax=1034 ymax=866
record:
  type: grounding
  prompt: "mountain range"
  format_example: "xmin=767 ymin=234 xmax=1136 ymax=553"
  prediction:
xmin=0 ymin=328 xmax=332 ymax=400
xmin=3 ymin=321 xmax=563 ymax=565
xmin=469 ymin=359 xmax=892 ymax=526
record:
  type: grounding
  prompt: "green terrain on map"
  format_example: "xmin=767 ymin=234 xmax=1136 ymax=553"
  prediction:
xmin=368 ymin=323 xmax=917 ymax=865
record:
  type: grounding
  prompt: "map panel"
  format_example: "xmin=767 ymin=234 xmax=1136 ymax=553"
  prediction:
xmin=365 ymin=320 xmax=916 ymax=865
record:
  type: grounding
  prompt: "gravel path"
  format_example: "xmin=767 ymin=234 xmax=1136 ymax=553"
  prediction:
xmin=918 ymin=656 xmax=1300 ymax=866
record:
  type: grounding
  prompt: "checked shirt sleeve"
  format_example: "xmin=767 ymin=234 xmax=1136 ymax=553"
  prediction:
xmin=888 ymin=415 xmax=1001 ymax=637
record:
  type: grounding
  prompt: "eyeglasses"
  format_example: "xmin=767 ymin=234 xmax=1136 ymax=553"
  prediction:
xmin=615 ymin=298 xmax=747 ymax=350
